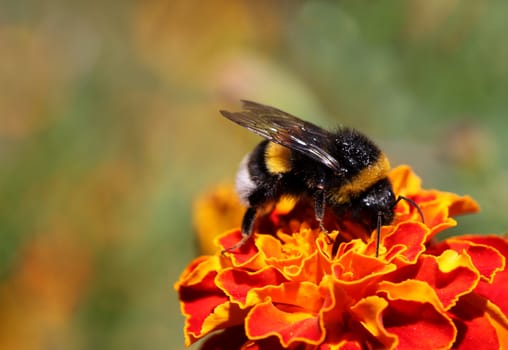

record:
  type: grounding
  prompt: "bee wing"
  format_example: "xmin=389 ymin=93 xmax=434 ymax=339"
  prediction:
xmin=220 ymin=100 xmax=341 ymax=172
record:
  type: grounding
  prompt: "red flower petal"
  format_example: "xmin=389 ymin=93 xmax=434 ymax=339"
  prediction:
xmin=218 ymin=230 xmax=259 ymax=266
xmin=246 ymin=299 xmax=324 ymax=347
xmin=450 ymin=294 xmax=502 ymax=350
xmin=435 ymin=237 xmax=505 ymax=282
xmin=175 ymin=256 xmax=249 ymax=345
xmin=382 ymin=299 xmax=456 ymax=350
xmin=251 ymin=281 xmax=326 ymax=315
xmin=376 ymin=280 xmax=457 ymax=349
xmin=463 ymin=235 xmax=508 ymax=317
xmin=382 ymin=222 xmax=428 ymax=262
xmin=216 ymin=266 xmax=287 ymax=306
xmin=178 ymin=269 xmax=228 ymax=344
xmin=412 ymin=251 xmax=480 ymax=309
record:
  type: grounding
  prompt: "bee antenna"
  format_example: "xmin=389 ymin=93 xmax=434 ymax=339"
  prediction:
xmin=376 ymin=196 xmax=425 ymax=258
xmin=394 ymin=195 xmax=425 ymax=224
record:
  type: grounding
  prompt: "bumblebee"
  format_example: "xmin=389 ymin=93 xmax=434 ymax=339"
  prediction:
xmin=221 ymin=101 xmax=422 ymax=256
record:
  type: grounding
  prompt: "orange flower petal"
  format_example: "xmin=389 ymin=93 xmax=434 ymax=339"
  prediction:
xmin=350 ymin=296 xmax=398 ymax=349
xmin=193 ymin=184 xmax=245 ymax=255
xmin=378 ymin=280 xmax=444 ymax=311
xmin=246 ymin=298 xmax=325 ymax=347
xmin=389 ymin=166 xmax=480 ymax=227
xmin=389 ymin=165 xmax=422 ymax=196
xmin=256 ymin=230 xmax=324 ymax=282
xmin=216 ymin=266 xmax=287 ymax=307
xmin=379 ymin=248 xmax=482 ymax=311
xmin=249 ymin=281 xmax=325 ymax=315
xmin=254 ymin=234 xmax=287 ymax=258
xmin=447 ymin=194 xmax=481 ymax=217
xmin=175 ymin=255 xmax=221 ymax=287
xmin=319 ymin=275 xmax=352 ymax=335
xmin=393 ymin=251 xmax=480 ymax=310
xmin=275 ymin=227 xmax=320 ymax=256
xmin=415 ymin=201 xmax=456 ymax=232
xmin=332 ymin=250 xmax=398 ymax=301
xmin=199 ymin=302 xmax=249 ymax=344
xmin=382 ymin=222 xmax=429 ymax=263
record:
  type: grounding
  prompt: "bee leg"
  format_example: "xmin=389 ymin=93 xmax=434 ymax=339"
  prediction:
xmin=313 ymin=189 xmax=332 ymax=244
xmin=375 ymin=211 xmax=382 ymax=258
xmin=314 ymin=191 xmax=326 ymax=231
xmin=221 ymin=206 xmax=257 ymax=254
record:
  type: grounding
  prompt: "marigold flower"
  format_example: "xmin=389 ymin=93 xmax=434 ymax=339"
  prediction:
xmin=175 ymin=165 xmax=508 ymax=349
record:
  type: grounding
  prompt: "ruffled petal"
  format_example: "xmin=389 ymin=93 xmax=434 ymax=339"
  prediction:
xmin=376 ymin=279 xmax=457 ymax=349
xmin=175 ymin=256 xmax=230 ymax=345
xmin=193 ymin=184 xmax=245 ymax=255
xmin=216 ymin=266 xmax=288 ymax=307
xmin=178 ymin=166 xmax=506 ymax=349
xmin=350 ymin=296 xmax=398 ymax=349
xmin=411 ymin=251 xmax=480 ymax=309
xmin=434 ymin=237 xmax=505 ymax=282
xmin=382 ymin=299 xmax=456 ymax=350
xmin=247 ymin=301 xmax=323 ymax=346
xmin=382 ymin=222 xmax=429 ymax=263
xmin=462 ymin=235 xmax=508 ymax=316
xmin=389 ymin=165 xmax=422 ymax=196
xmin=450 ymin=294 xmax=505 ymax=350
xmin=388 ymin=165 xmax=480 ymax=227
xmin=217 ymin=230 xmax=260 ymax=267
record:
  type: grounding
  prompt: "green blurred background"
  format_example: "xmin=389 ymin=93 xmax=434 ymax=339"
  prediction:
xmin=1 ymin=1 xmax=507 ymax=349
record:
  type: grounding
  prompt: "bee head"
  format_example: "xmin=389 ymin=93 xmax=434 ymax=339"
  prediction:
xmin=354 ymin=178 xmax=396 ymax=231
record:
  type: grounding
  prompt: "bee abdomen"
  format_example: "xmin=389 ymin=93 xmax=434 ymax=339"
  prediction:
xmin=235 ymin=140 xmax=292 ymax=206
xmin=235 ymin=153 xmax=257 ymax=205
xmin=264 ymin=142 xmax=292 ymax=174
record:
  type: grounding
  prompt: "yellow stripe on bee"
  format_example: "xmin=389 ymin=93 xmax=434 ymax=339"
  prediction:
xmin=333 ymin=153 xmax=391 ymax=203
xmin=265 ymin=142 xmax=292 ymax=174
